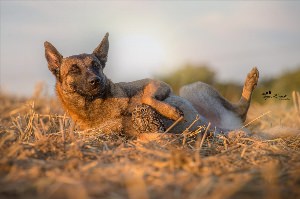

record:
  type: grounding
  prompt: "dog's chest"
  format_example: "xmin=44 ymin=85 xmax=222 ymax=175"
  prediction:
xmin=94 ymin=97 xmax=129 ymax=119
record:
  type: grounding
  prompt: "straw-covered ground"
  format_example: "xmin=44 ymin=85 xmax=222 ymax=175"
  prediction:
xmin=0 ymin=88 xmax=300 ymax=199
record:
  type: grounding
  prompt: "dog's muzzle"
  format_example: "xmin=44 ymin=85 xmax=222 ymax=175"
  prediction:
xmin=88 ymin=76 xmax=101 ymax=88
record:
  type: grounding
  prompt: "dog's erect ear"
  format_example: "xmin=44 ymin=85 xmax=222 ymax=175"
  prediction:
xmin=93 ymin=32 xmax=109 ymax=67
xmin=44 ymin=41 xmax=63 ymax=78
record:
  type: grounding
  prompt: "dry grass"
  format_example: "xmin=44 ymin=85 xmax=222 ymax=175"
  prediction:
xmin=0 ymin=89 xmax=300 ymax=199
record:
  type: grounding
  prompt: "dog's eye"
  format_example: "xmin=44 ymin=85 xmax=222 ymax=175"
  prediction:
xmin=69 ymin=64 xmax=81 ymax=74
xmin=91 ymin=61 xmax=101 ymax=69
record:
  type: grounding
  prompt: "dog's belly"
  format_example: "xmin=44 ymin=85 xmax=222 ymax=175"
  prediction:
xmin=126 ymin=94 xmax=227 ymax=135
xmin=162 ymin=95 xmax=229 ymax=134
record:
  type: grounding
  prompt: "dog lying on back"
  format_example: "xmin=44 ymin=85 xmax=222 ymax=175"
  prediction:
xmin=45 ymin=33 xmax=259 ymax=136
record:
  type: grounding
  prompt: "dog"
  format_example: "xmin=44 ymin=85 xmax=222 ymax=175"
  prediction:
xmin=45 ymin=33 xmax=259 ymax=136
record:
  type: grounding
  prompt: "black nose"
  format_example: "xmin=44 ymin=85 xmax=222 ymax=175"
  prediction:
xmin=88 ymin=77 xmax=100 ymax=86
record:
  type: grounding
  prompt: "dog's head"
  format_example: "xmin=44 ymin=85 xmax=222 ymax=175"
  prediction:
xmin=44 ymin=33 xmax=110 ymax=99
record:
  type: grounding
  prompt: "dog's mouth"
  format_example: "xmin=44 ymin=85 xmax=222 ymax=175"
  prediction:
xmin=70 ymin=83 xmax=105 ymax=100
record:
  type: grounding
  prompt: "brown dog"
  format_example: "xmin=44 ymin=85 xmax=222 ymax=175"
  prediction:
xmin=45 ymin=33 xmax=259 ymax=136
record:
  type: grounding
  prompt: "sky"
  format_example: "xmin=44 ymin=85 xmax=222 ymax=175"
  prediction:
xmin=1 ymin=1 xmax=300 ymax=96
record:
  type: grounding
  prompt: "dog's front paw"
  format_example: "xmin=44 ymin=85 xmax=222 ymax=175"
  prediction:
xmin=173 ymin=107 xmax=184 ymax=120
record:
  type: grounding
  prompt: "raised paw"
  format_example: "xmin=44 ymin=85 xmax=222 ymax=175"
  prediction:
xmin=242 ymin=67 xmax=259 ymax=101
xmin=244 ymin=67 xmax=259 ymax=92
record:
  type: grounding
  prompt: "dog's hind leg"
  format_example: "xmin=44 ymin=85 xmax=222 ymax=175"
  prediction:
xmin=233 ymin=67 xmax=259 ymax=121
xmin=179 ymin=67 xmax=259 ymax=130
xmin=179 ymin=81 xmax=243 ymax=130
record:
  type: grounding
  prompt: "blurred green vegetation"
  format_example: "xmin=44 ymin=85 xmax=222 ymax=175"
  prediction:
xmin=158 ymin=64 xmax=300 ymax=104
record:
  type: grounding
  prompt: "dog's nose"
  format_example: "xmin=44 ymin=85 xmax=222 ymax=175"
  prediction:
xmin=88 ymin=77 xmax=100 ymax=86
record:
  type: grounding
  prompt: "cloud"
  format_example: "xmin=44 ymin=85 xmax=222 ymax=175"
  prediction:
xmin=196 ymin=2 xmax=300 ymax=34
xmin=1 ymin=1 xmax=300 ymax=95
xmin=162 ymin=1 xmax=300 ymax=81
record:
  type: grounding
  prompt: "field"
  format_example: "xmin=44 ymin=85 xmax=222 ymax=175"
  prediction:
xmin=0 ymin=88 xmax=300 ymax=199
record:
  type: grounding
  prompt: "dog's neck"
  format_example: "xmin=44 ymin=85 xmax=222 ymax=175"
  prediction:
xmin=56 ymin=80 xmax=130 ymax=129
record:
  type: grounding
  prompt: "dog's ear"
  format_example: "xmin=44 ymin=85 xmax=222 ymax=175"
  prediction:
xmin=93 ymin=32 xmax=109 ymax=68
xmin=44 ymin=41 xmax=63 ymax=78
